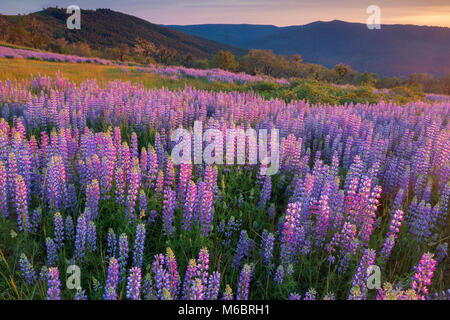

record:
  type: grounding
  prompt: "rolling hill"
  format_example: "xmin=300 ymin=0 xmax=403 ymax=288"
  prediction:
xmin=168 ymin=21 xmax=450 ymax=76
xmin=1 ymin=8 xmax=246 ymax=59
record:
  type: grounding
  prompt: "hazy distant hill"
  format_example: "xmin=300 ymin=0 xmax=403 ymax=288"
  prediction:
xmin=2 ymin=8 xmax=245 ymax=59
xmin=168 ymin=21 xmax=450 ymax=76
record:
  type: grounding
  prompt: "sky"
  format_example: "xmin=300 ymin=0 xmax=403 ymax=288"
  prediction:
xmin=1 ymin=0 xmax=449 ymax=27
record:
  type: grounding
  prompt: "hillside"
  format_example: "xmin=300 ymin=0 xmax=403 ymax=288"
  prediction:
xmin=1 ymin=8 xmax=246 ymax=60
xmin=168 ymin=21 xmax=450 ymax=76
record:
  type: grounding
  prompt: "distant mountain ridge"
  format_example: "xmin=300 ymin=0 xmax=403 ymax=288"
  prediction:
xmin=168 ymin=21 xmax=450 ymax=76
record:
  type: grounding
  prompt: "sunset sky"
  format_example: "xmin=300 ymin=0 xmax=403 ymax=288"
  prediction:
xmin=1 ymin=0 xmax=449 ymax=27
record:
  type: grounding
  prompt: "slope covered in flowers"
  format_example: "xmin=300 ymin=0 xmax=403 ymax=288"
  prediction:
xmin=0 ymin=73 xmax=448 ymax=300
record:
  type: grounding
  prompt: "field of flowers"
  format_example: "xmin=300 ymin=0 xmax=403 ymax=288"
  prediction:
xmin=0 ymin=70 xmax=448 ymax=301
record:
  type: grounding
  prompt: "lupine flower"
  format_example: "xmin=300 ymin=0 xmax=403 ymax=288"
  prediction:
xmin=165 ymin=248 xmax=180 ymax=298
xmin=260 ymin=230 xmax=274 ymax=270
xmin=126 ymin=267 xmax=142 ymax=300
xmin=236 ymin=264 xmax=253 ymax=300
xmin=46 ymin=238 xmax=57 ymax=266
xmin=32 ymin=208 xmax=42 ymax=233
xmin=411 ymin=253 xmax=437 ymax=299
xmin=138 ymin=190 xmax=147 ymax=220
xmin=380 ymin=209 xmax=404 ymax=261
xmin=182 ymin=259 xmax=197 ymax=299
xmin=199 ymin=184 xmax=213 ymax=237
xmin=0 ymin=161 xmax=7 ymax=217
xmin=53 ymin=212 xmax=64 ymax=249
xmin=435 ymin=242 xmax=448 ymax=265
xmin=162 ymin=187 xmax=176 ymax=236
xmin=348 ymin=249 xmax=376 ymax=300
xmin=19 ymin=253 xmax=37 ymax=285
xmin=206 ymin=271 xmax=221 ymax=300
xmin=46 ymin=267 xmax=61 ymax=300
xmin=182 ymin=180 xmax=196 ymax=231
xmin=258 ymin=175 xmax=271 ymax=209
xmin=118 ymin=233 xmax=129 ymax=275
xmin=196 ymin=247 xmax=210 ymax=284
xmin=104 ymin=257 xmax=120 ymax=300
xmin=289 ymin=292 xmax=302 ymax=300
xmin=75 ymin=289 xmax=88 ymax=300
xmin=14 ymin=174 xmax=30 ymax=232
xmin=304 ymin=288 xmax=317 ymax=300
xmin=222 ymin=284 xmax=233 ymax=300
xmin=65 ymin=216 xmax=74 ymax=241
xmin=125 ymin=162 xmax=141 ymax=223
xmin=106 ymin=228 xmax=117 ymax=261
xmin=274 ymin=265 xmax=285 ymax=285
xmin=74 ymin=213 xmax=88 ymax=263
xmin=232 ymin=230 xmax=253 ymax=270
xmin=133 ymin=224 xmax=146 ymax=268
xmin=114 ymin=167 xmax=125 ymax=205
xmin=86 ymin=221 xmax=97 ymax=252
xmin=86 ymin=179 xmax=100 ymax=219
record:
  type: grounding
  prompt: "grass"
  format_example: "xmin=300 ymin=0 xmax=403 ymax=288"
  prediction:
xmin=0 ymin=58 xmax=240 ymax=92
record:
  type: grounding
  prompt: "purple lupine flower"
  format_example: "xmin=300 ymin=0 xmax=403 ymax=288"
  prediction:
xmin=138 ymin=190 xmax=147 ymax=220
xmin=147 ymin=209 xmax=158 ymax=227
xmin=32 ymin=208 xmax=41 ymax=233
xmin=236 ymin=264 xmax=253 ymax=300
xmin=279 ymin=202 xmax=302 ymax=264
xmin=435 ymin=243 xmax=448 ymax=265
xmin=162 ymin=187 xmax=176 ymax=236
xmin=258 ymin=175 xmax=271 ymax=209
xmin=182 ymin=180 xmax=196 ymax=231
xmin=274 ymin=265 xmax=285 ymax=285
xmin=19 ymin=253 xmax=37 ymax=285
xmin=260 ymin=230 xmax=274 ymax=270
xmin=131 ymin=132 xmax=138 ymax=159
xmin=222 ymin=284 xmax=233 ymax=300
xmin=86 ymin=221 xmax=96 ymax=252
xmin=196 ymin=247 xmax=210 ymax=284
xmin=152 ymin=253 xmax=170 ymax=299
xmin=46 ymin=238 xmax=57 ymax=266
xmin=380 ymin=209 xmax=404 ymax=261
xmin=199 ymin=184 xmax=213 ymax=237
xmin=126 ymin=267 xmax=142 ymax=300
xmin=74 ymin=213 xmax=88 ymax=263
xmin=164 ymin=157 xmax=175 ymax=188
xmin=65 ymin=216 xmax=74 ymax=241
xmin=155 ymin=170 xmax=164 ymax=194
xmin=232 ymin=230 xmax=253 ymax=270
xmin=0 ymin=161 xmax=7 ymax=217
xmin=118 ymin=233 xmax=129 ymax=276
xmin=86 ymin=179 xmax=100 ymax=219
xmin=74 ymin=289 xmax=88 ymax=300
xmin=14 ymin=174 xmax=30 ymax=232
xmin=46 ymin=156 xmax=67 ymax=211
xmin=177 ymin=163 xmax=192 ymax=202
xmin=106 ymin=228 xmax=116 ymax=261
xmin=187 ymin=278 xmax=205 ymax=300
xmin=206 ymin=271 xmax=221 ymax=300
xmin=133 ymin=223 xmax=146 ymax=268
xmin=348 ymin=248 xmax=376 ymax=300
xmin=182 ymin=259 xmax=197 ymax=300
xmin=114 ymin=167 xmax=125 ymax=206
xmin=411 ymin=253 xmax=437 ymax=299
xmin=304 ymin=288 xmax=317 ymax=300
xmin=165 ymin=247 xmax=180 ymax=298
xmin=53 ymin=212 xmax=64 ymax=249
xmin=125 ymin=162 xmax=141 ymax=223
xmin=104 ymin=257 xmax=120 ymax=300
xmin=46 ymin=267 xmax=61 ymax=300
xmin=289 ymin=292 xmax=302 ymax=300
